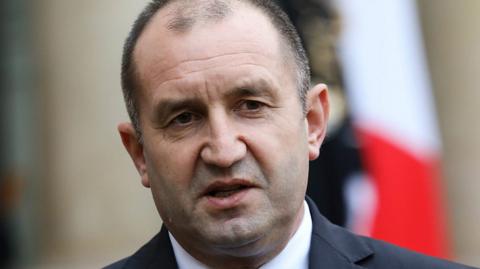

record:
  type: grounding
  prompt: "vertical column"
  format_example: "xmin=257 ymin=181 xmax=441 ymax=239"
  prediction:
xmin=417 ymin=0 xmax=480 ymax=265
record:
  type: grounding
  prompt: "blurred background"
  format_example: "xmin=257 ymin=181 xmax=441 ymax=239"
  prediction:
xmin=0 ymin=0 xmax=479 ymax=268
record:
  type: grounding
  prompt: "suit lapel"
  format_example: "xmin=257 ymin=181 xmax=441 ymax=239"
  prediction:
xmin=147 ymin=227 xmax=178 ymax=269
xmin=123 ymin=226 xmax=178 ymax=269
xmin=306 ymin=197 xmax=373 ymax=269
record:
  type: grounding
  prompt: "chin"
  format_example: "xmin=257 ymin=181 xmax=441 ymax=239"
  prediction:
xmin=200 ymin=218 xmax=268 ymax=251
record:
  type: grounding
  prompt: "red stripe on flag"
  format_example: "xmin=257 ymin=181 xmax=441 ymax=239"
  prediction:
xmin=356 ymin=127 xmax=450 ymax=258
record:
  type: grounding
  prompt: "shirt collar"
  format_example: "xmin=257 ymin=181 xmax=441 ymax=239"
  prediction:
xmin=170 ymin=200 xmax=312 ymax=269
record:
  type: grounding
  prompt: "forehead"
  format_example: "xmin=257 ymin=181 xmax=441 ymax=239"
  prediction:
xmin=133 ymin=2 xmax=291 ymax=92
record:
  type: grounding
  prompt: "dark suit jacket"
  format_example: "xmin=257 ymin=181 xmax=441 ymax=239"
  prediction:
xmin=105 ymin=197 xmax=476 ymax=268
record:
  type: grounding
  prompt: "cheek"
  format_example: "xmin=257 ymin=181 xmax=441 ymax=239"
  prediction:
xmin=143 ymin=139 xmax=199 ymax=195
xmin=245 ymin=126 xmax=309 ymax=218
xmin=144 ymin=142 xmax=200 ymax=222
xmin=242 ymin=119 xmax=309 ymax=183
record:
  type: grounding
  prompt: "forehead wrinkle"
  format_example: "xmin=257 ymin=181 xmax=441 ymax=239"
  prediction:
xmin=145 ymin=51 xmax=275 ymax=89
xmin=155 ymin=62 xmax=276 ymax=93
xmin=151 ymin=51 xmax=271 ymax=79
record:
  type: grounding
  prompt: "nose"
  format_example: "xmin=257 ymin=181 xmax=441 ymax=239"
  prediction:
xmin=200 ymin=113 xmax=247 ymax=168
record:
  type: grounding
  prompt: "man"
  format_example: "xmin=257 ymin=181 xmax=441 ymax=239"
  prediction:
xmin=107 ymin=0 xmax=476 ymax=268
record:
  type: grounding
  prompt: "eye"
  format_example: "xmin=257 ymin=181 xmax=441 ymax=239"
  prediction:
xmin=171 ymin=112 xmax=198 ymax=126
xmin=239 ymin=100 xmax=264 ymax=111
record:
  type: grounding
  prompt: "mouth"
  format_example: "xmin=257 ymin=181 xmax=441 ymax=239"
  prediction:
xmin=200 ymin=179 xmax=256 ymax=209
xmin=203 ymin=180 xmax=255 ymax=198
xmin=208 ymin=184 xmax=251 ymax=198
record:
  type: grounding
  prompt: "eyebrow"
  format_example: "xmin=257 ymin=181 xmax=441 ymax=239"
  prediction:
xmin=227 ymin=86 xmax=275 ymax=101
xmin=152 ymin=98 xmax=205 ymax=126
xmin=228 ymin=76 xmax=278 ymax=101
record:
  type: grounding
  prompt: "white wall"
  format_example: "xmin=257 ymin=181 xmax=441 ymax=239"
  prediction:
xmin=32 ymin=1 xmax=158 ymax=267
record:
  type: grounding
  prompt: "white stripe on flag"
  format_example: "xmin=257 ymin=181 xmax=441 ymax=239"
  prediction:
xmin=335 ymin=0 xmax=441 ymax=159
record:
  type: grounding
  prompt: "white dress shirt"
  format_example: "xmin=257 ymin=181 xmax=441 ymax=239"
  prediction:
xmin=170 ymin=200 xmax=312 ymax=269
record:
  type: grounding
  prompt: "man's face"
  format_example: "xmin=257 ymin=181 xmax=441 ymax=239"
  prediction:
xmin=120 ymin=3 xmax=328 ymax=264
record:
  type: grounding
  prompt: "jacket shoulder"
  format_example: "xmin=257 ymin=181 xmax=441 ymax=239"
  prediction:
xmin=358 ymin=236 xmax=476 ymax=269
xmin=103 ymin=227 xmax=178 ymax=269
xmin=305 ymin=196 xmax=477 ymax=269
xmin=103 ymin=257 xmax=127 ymax=269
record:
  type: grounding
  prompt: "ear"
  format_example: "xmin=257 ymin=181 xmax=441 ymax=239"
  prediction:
xmin=118 ymin=122 xmax=150 ymax=188
xmin=306 ymin=83 xmax=330 ymax=160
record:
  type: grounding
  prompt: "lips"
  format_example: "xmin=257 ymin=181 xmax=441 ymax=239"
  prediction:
xmin=200 ymin=179 xmax=256 ymax=209
xmin=206 ymin=184 xmax=250 ymax=197
xmin=202 ymin=179 xmax=255 ymax=198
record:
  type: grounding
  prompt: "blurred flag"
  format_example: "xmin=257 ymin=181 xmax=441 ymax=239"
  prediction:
xmin=336 ymin=0 xmax=450 ymax=258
